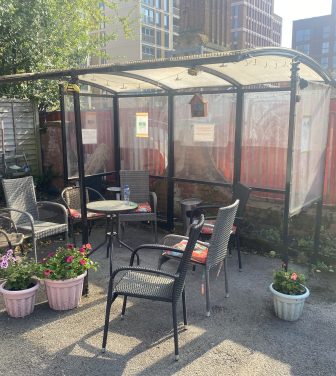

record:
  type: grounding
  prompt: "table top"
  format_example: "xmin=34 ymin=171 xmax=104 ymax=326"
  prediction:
xmin=87 ymin=200 xmax=137 ymax=214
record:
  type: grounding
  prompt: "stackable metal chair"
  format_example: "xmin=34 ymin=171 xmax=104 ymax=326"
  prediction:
xmin=102 ymin=215 xmax=205 ymax=361
xmin=159 ymin=200 xmax=239 ymax=317
xmin=1 ymin=176 xmax=68 ymax=261
xmin=118 ymin=170 xmax=158 ymax=242
xmin=61 ymin=186 xmax=107 ymax=246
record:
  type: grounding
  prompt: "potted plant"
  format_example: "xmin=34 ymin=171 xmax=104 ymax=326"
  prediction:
xmin=0 ymin=249 xmax=39 ymax=318
xmin=269 ymin=267 xmax=310 ymax=321
xmin=37 ymin=243 xmax=98 ymax=311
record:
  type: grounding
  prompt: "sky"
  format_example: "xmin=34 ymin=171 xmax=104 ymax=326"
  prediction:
xmin=274 ymin=0 xmax=333 ymax=47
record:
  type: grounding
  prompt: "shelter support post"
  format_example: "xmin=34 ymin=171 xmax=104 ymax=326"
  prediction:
xmin=71 ymin=77 xmax=89 ymax=293
xmin=59 ymin=83 xmax=68 ymax=185
xmin=233 ymin=88 xmax=244 ymax=186
xmin=167 ymin=93 xmax=174 ymax=231
xmin=282 ymin=60 xmax=300 ymax=271
xmin=113 ymin=95 xmax=121 ymax=185
xmin=313 ymin=198 xmax=323 ymax=264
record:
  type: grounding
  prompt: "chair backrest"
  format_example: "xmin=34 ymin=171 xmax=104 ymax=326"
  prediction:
xmin=173 ymin=214 xmax=205 ymax=302
xmin=206 ymin=200 xmax=239 ymax=269
xmin=119 ymin=170 xmax=150 ymax=203
xmin=2 ymin=176 xmax=39 ymax=224
xmin=232 ymin=182 xmax=251 ymax=219
xmin=61 ymin=186 xmax=104 ymax=211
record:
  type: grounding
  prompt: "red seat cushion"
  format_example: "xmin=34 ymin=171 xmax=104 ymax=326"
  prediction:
xmin=69 ymin=208 xmax=105 ymax=219
xmin=135 ymin=202 xmax=152 ymax=213
xmin=164 ymin=239 xmax=208 ymax=264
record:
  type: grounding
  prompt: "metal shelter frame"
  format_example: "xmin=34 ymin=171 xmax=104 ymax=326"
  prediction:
xmin=0 ymin=47 xmax=333 ymax=264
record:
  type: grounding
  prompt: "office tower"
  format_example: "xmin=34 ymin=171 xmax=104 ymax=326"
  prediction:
xmin=292 ymin=0 xmax=336 ymax=77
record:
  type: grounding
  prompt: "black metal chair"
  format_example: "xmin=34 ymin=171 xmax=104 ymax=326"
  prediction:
xmin=118 ymin=170 xmax=158 ymax=243
xmin=189 ymin=182 xmax=251 ymax=270
xmin=102 ymin=215 xmax=205 ymax=361
xmin=61 ymin=186 xmax=107 ymax=246
xmin=159 ymin=200 xmax=239 ymax=317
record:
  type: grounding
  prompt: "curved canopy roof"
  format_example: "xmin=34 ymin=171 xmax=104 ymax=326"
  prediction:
xmin=0 ymin=47 xmax=332 ymax=94
xmin=78 ymin=47 xmax=333 ymax=95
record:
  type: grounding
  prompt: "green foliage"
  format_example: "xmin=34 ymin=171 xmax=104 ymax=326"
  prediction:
xmin=36 ymin=243 xmax=98 ymax=280
xmin=273 ymin=268 xmax=306 ymax=295
xmin=259 ymin=227 xmax=281 ymax=243
xmin=34 ymin=165 xmax=59 ymax=192
xmin=0 ymin=0 xmax=132 ymax=110
xmin=0 ymin=249 xmax=38 ymax=290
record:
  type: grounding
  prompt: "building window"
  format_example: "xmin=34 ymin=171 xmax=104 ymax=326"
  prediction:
xmin=333 ymin=56 xmax=336 ymax=68
xmin=156 ymin=0 xmax=161 ymax=8
xmin=155 ymin=12 xmax=161 ymax=26
xmin=295 ymin=29 xmax=310 ymax=43
xmin=142 ymin=27 xmax=155 ymax=44
xmin=295 ymin=43 xmax=310 ymax=55
xmin=323 ymin=26 xmax=330 ymax=39
xmin=164 ymin=0 xmax=169 ymax=12
xmin=156 ymin=48 xmax=162 ymax=58
xmin=142 ymin=7 xmax=154 ymax=24
xmin=321 ymin=56 xmax=329 ymax=69
xmin=164 ymin=14 xmax=169 ymax=29
xmin=156 ymin=30 xmax=161 ymax=45
xmin=164 ymin=32 xmax=169 ymax=47
xmin=142 ymin=0 xmax=154 ymax=6
xmin=142 ymin=45 xmax=155 ymax=59
xmin=322 ymin=41 xmax=329 ymax=54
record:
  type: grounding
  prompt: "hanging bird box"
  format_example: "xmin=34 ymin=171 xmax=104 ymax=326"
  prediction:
xmin=190 ymin=94 xmax=208 ymax=117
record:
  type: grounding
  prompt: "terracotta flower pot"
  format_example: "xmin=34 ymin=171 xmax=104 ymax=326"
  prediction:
xmin=0 ymin=280 xmax=39 ymax=318
xmin=44 ymin=271 xmax=87 ymax=310
xmin=269 ymin=283 xmax=310 ymax=321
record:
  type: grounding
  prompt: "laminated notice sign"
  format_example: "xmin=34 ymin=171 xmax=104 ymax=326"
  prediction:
xmin=136 ymin=112 xmax=149 ymax=138
xmin=82 ymin=129 xmax=97 ymax=144
xmin=193 ymin=123 xmax=215 ymax=142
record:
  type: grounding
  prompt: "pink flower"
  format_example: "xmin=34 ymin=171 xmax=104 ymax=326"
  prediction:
xmin=67 ymin=244 xmax=74 ymax=249
xmin=44 ymin=269 xmax=52 ymax=277
xmin=80 ymin=259 xmax=86 ymax=266
xmin=79 ymin=247 xmax=86 ymax=254
xmin=291 ymin=272 xmax=298 ymax=281
xmin=66 ymin=256 xmax=74 ymax=263
xmin=47 ymin=252 xmax=55 ymax=258
xmin=85 ymin=243 xmax=92 ymax=250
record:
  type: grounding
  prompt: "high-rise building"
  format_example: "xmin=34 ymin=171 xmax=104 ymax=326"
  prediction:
xmin=292 ymin=0 xmax=336 ymax=77
xmin=95 ymin=0 xmax=180 ymax=64
xmin=174 ymin=0 xmax=281 ymax=55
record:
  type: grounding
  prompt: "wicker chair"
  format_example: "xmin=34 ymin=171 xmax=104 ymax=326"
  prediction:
xmin=190 ymin=182 xmax=251 ymax=270
xmin=61 ymin=186 xmax=107 ymax=246
xmin=159 ymin=200 xmax=239 ymax=317
xmin=1 ymin=176 xmax=68 ymax=261
xmin=118 ymin=170 xmax=158 ymax=243
xmin=0 ymin=215 xmax=24 ymax=251
xmin=102 ymin=215 xmax=205 ymax=361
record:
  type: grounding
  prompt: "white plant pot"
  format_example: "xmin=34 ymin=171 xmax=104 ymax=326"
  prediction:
xmin=269 ymin=283 xmax=310 ymax=321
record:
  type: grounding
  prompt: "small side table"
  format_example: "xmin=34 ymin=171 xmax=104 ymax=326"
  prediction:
xmin=106 ymin=186 xmax=121 ymax=200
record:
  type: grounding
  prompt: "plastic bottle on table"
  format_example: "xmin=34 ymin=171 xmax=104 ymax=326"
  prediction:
xmin=123 ymin=184 xmax=130 ymax=205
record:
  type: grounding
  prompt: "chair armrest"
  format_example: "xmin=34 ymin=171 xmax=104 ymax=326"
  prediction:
xmin=129 ymin=243 xmax=187 ymax=266
xmin=0 ymin=229 xmax=12 ymax=248
xmin=0 ymin=215 xmax=18 ymax=232
xmin=87 ymin=187 xmax=105 ymax=201
xmin=37 ymin=201 xmax=68 ymax=223
xmin=149 ymin=191 xmax=157 ymax=212
xmin=0 ymin=208 xmax=35 ymax=232
xmin=111 ymin=265 xmax=177 ymax=281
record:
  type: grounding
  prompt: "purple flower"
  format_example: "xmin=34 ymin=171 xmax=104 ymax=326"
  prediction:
xmin=0 ymin=259 xmax=8 ymax=269
xmin=6 ymin=249 xmax=13 ymax=257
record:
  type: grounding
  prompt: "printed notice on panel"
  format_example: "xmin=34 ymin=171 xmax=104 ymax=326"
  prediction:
xmin=193 ymin=123 xmax=215 ymax=142
xmin=136 ymin=112 xmax=149 ymax=138
xmin=82 ymin=129 xmax=97 ymax=144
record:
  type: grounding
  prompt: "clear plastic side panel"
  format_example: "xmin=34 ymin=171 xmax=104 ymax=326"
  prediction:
xmin=289 ymin=82 xmax=331 ymax=216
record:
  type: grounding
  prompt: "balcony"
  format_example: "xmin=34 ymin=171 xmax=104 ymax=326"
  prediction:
xmin=142 ymin=15 xmax=154 ymax=25
xmin=142 ymin=34 xmax=155 ymax=44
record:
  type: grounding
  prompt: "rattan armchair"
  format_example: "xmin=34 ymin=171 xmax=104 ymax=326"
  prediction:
xmin=102 ymin=215 xmax=205 ymax=361
xmin=118 ymin=170 xmax=158 ymax=242
xmin=0 ymin=215 xmax=24 ymax=251
xmin=159 ymin=200 xmax=239 ymax=317
xmin=1 ymin=176 xmax=68 ymax=261
xmin=61 ymin=186 xmax=107 ymax=246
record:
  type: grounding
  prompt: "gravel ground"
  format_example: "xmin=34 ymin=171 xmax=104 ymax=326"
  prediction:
xmin=0 ymin=223 xmax=335 ymax=376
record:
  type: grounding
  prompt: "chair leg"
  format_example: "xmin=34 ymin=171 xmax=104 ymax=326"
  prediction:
xmin=224 ymin=256 xmax=229 ymax=298
xmin=102 ymin=279 xmax=118 ymax=352
xmin=236 ymin=232 xmax=242 ymax=271
xmin=205 ymin=267 xmax=211 ymax=317
xmin=182 ymin=289 xmax=188 ymax=329
xmin=154 ymin=219 xmax=158 ymax=243
xmin=32 ymin=235 xmax=37 ymax=262
xmin=121 ymin=296 xmax=127 ymax=319
xmin=172 ymin=303 xmax=179 ymax=361
xmin=157 ymin=254 xmax=170 ymax=269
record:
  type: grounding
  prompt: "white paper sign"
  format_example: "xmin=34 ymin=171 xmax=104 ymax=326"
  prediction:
xmin=193 ymin=123 xmax=215 ymax=142
xmin=82 ymin=129 xmax=97 ymax=144
xmin=136 ymin=112 xmax=149 ymax=138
